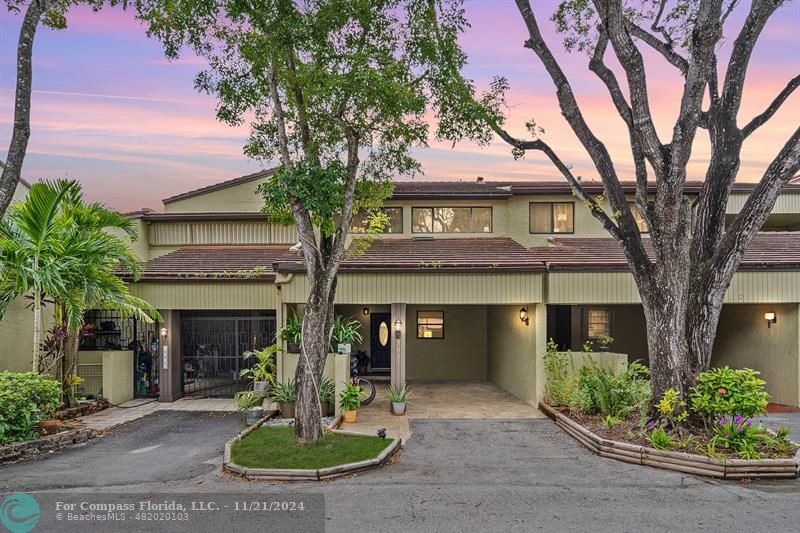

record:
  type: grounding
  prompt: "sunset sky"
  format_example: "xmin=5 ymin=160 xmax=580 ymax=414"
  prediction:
xmin=1 ymin=1 xmax=798 ymax=212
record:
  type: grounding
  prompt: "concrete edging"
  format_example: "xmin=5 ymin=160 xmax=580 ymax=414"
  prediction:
xmin=223 ymin=415 xmax=401 ymax=481
xmin=0 ymin=425 xmax=92 ymax=464
xmin=539 ymin=402 xmax=800 ymax=480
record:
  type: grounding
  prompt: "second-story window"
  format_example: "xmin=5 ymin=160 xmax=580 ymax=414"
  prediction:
xmin=628 ymin=203 xmax=649 ymax=232
xmin=351 ymin=207 xmax=403 ymax=234
xmin=529 ymin=202 xmax=574 ymax=234
xmin=411 ymin=207 xmax=492 ymax=233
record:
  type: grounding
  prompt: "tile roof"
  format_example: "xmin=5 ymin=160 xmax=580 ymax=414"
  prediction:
xmin=128 ymin=246 xmax=296 ymax=281
xmin=535 ymin=233 xmax=800 ymax=271
xmin=278 ymin=237 xmax=547 ymax=273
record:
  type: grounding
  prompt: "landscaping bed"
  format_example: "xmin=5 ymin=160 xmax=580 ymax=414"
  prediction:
xmin=0 ymin=424 xmax=92 ymax=464
xmin=223 ymin=417 xmax=400 ymax=481
xmin=56 ymin=398 xmax=110 ymax=420
xmin=540 ymin=402 xmax=799 ymax=479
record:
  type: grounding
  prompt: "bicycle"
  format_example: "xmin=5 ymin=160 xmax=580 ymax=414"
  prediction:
xmin=350 ymin=356 xmax=376 ymax=406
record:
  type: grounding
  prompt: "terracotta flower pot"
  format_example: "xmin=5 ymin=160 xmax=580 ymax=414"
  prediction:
xmin=343 ymin=410 xmax=358 ymax=423
xmin=37 ymin=419 xmax=62 ymax=435
xmin=280 ymin=402 xmax=295 ymax=419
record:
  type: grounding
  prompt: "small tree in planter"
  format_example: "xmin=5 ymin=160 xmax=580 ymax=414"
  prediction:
xmin=331 ymin=315 xmax=363 ymax=355
xmin=280 ymin=312 xmax=302 ymax=353
xmin=234 ymin=390 xmax=265 ymax=425
xmin=269 ymin=380 xmax=297 ymax=419
xmin=386 ymin=383 xmax=411 ymax=416
xmin=596 ymin=335 xmax=614 ymax=353
xmin=339 ymin=382 xmax=363 ymax=423
xmin=240 ymin=344 xmax=278 ymax=394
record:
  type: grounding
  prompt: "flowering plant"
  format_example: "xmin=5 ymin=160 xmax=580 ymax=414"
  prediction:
xmin=708 ymin=415 xmax=762 ymax=459
xmin=689 ymin=367 xmax=769 ymax=425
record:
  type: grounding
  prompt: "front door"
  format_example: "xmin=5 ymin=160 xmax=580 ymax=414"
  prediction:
xmin=369 ymin=313 xmax=392 ymax=370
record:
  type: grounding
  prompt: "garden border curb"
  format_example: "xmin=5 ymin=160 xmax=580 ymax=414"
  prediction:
xmin=0 ymin=425 xmax=92 ymax=464
xmin=539 ymin=402 xmax=800 ymax=479
xmin=222 ymin=414 xmax=401 ymax=481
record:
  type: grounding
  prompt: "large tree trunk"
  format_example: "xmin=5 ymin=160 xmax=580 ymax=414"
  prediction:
xmin=0 ymin=0 xmax=47 ymax=217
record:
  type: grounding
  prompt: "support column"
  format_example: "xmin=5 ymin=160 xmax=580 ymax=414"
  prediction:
xmin=158 ymin=310 xmax=182 ymax=403
xmin=391 ymin=303 xmax=407 ymax=389
xmin=534 ymin=303 xmax=547 ymax=406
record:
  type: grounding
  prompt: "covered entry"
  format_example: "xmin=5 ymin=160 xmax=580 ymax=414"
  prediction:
xmin=180 ymin=311 xmax=277 ymax=397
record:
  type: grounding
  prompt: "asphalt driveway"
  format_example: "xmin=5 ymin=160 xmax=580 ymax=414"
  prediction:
xmin=0 ymin=413 xmax=798 ymax=532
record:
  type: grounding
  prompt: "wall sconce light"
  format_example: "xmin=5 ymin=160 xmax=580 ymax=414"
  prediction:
xmin=765 ymin=312 xmax=777 ymax=328
xmin=394 ymin=318 xmax=402 ymax=339
xmin=519 ymin=307 xmax=529 ymax=326
xmin=160 ymin=327 xmax=168 ymax=338
xmin=362 ymin=307 xmax=370 ymax=316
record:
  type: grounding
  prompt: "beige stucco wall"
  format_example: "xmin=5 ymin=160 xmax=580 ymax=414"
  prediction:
xmin=405 ymin=305 xmax=487 ymax=381
xmin=278 ymin=352 xmax=336 ymax=383
xmin=712 ymin=303 xmax=799 ymax=407
xmin=164 ymin=179 xmax=265 ymax=213
xmin=101 ymin=350 xmax=134 ymax=404
xmin=0 ymin=297 xmax=36 ymax=372
xmin=486 ymin=304 xmax=538 ymax=404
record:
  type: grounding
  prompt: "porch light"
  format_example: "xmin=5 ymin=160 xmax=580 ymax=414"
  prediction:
xmin=363 ymin=307 xmax=370 ymax=316
xmin=395 ymin=318 xmax=402 ymax=339
xmin=519 ymin=307 xmax=529 ymax=326
xmin=765 ymin=312 xmax=777 ymax=328
xmin=160 ymin=327 xmax=168 ymax=339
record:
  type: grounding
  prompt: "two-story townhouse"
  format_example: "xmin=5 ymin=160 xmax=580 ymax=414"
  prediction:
xmin=4 ymin=170 xmax=800 ymax=409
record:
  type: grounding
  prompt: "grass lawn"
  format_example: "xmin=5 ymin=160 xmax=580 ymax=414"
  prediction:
xmin=230 ymin=426 xmax=391 ymax=469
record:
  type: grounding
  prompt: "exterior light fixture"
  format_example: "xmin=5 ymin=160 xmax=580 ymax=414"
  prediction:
xmin=363 ymin=307 xmax=370 ymax=316
xmin=519 ymin=307 xmax=529 ymax=326
xmin=394 ymin=318 xmax=402 ymax=339
xmin=160 ymin=327 xmax=168 ymax=338
xmin=765 ymin=312 xmax=777 ymax=328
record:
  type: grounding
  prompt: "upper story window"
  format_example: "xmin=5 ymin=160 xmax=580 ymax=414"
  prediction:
xmin=628 ymin=203 xmax=648 ymax=232
xmin=529 ymin=202 xmax=574 ymax=234
xmin=351 ymin=207 xmax=403 ymax=234
xmin=411 ymin=207 xmax=492 ymax=233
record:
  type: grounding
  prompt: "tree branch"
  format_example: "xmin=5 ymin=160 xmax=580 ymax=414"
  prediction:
xmin=625 ymin=21 xmax=688 ymax=74
xmin=742 ymin=74 xmax=800 ymax=138
xmin=0 ymin=0 xmax=48 ymax=218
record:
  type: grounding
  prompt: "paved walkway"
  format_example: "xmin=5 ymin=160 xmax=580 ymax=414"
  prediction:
xmin=77 ymin=397 xmax=236 ymax=431
xmin=340 ymin=381 xmax=542 ymax=442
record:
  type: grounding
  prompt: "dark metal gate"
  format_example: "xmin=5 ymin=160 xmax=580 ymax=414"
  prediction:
xmin=80 ymin=310 xmax=161 ymax=398
xmin=180 ymin=311 xmax=277 ymax=397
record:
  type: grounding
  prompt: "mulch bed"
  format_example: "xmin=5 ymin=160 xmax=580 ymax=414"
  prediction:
xmin=560 ymin=407 xmax=799 ymax=460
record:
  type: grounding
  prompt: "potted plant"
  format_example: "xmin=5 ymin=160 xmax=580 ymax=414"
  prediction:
xmin=331 ymin=315 xmax=363 ymax=355
xmin=241 ymin=344 xmax=278 ymax=394
xmin=269 ymin=379 xmax=297 ymax=419
xmin=234 ymin=390 xmax=265 ymax=425
xmin=386 ymin=383 xmax=411 ymax=415
xmin=280 ymin=312 xmax=303 ymax=353
xmin=596 ymin=335 xmax=614 ymax=352
xmin=339 ymin=382 xmax=363 ymax=423
xmin=320 ymin=377 xmax=335 ymax=416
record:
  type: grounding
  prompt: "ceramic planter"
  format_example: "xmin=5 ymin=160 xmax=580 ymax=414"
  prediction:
xmin=391 ymin=402 xmax=406 ymax=416
xmin=243 ymin=407 xmax=263 ymax=425
xmin=253 ymin=381 xmax=269 ymax=394
xmin=337 ymin=343 xmax=352 ymax=355
xmin=343 ymin=409 xmax=358 ymax=423
xmin=320 ymin=401 xmax=333 ymax=417
xmin=597 ymin=346 xmax=610 ymax=352
xmin=287 ymin=342 xmax=301 ymax=353
xmin=280 ymin=402 xmax=295 ymax=419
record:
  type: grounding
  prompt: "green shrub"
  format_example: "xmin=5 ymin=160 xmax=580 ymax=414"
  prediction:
xmin=690 ymin=367 xmax=769 ymax=423
xmin=543 ymin=339 xmax=576 ymax=406
xmin=569 ymin=361 xmax=650 ymax=418
xmin=648 ymin=427 xmax=673 ymax=450
xmin=268 ymin=380 xmax=296 ymax=404
xmin=0 ymin=372 xmax=61 ymax=444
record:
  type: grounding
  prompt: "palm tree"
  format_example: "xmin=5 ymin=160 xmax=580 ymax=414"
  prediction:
xmin=0 ymin=179 xmax=159 ymax=374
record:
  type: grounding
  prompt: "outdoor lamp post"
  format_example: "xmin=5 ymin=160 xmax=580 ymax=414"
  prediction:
xmin=519 ymin=307 xmax=529 ymax=326
xmin=765 ymin=312 xmax=777 ymax=328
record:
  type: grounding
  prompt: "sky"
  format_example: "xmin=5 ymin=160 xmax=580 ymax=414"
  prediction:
xmin=1 ymin=1 xmax=798 ymax=212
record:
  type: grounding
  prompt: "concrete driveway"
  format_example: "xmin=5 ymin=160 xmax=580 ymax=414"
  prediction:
xmin=0 ymin=414 xmax=798 ymax=532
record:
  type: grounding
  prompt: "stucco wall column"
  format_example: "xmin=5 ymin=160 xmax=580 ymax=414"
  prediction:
xmin=158 ymin=309 xmax=182 ymax=402
xmin=535 ymin=303 xmax=547 ymax=405
xmin=391 ymin=303 xmax=407 ymax=389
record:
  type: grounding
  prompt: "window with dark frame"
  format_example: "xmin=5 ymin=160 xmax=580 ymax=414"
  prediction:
xmin=585 ymin=308 xmax=611 ymax=339
xmin=417 ymin=310 xmax=444 ymax=339
xmin=350 ymin=207 xmax=403 ymax=234
xmin=529 ymin=202 xmax=574 ymax=233
xmin=411 ymin=207 xmax=492 ymax=233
